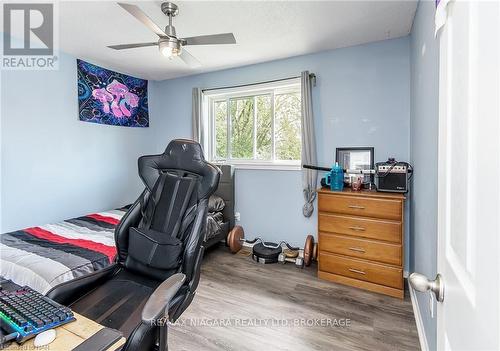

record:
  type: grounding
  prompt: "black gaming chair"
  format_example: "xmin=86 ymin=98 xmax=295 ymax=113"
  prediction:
xmin=47 ymin=139 xmax=220 ymax=350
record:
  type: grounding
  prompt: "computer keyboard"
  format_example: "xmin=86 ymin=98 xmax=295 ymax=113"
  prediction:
xmin=0 ymin=286 xmax=75 ymax=343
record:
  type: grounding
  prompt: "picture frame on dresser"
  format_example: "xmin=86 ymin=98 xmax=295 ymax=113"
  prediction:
xmin=335 ymin=147 xmax=374 ymax=186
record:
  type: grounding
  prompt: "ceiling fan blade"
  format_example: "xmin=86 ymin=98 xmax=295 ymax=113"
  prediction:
xmin=117 ymin=2 xmax=168 ymax=38
xmin=182 ymin=33 xmax=236 ymax=46
xmin=108 ymin=42 xmax=158 ymax=50
xmin=179 ymin=49 xmax=202 ymax=68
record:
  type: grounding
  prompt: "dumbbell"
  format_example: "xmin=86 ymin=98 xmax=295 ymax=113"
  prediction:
xmin=278 ymin=250 xmax=304 ymax=268
xmin=279 ymin=234 xmax=317 ymax=267
xmin=278 ymin=235 xmax=317 ymax=268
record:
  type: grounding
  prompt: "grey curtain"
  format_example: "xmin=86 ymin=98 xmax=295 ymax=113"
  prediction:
xmin=300 ymin=71 xmax=318 ymax=217
xmin=191 ymin=87 xmax=203 ymax=144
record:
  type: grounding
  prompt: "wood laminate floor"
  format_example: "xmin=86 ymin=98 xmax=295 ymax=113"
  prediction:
xmin=169 ymin=247 xmax=420 ymax=351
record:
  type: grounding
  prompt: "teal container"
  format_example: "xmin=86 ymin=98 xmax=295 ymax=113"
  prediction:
xmin=326 ymin=162 xmax=344 ymax=191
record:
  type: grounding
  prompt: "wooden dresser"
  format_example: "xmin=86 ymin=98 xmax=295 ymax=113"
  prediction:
xmin=317 ymin=188 xmax=405 ymax=299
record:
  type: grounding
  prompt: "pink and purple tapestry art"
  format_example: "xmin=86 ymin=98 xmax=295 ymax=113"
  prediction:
xmin=78 ymin=59 xmax=149 ymax=127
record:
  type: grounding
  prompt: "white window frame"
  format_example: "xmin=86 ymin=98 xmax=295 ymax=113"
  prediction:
xmin=203 ymin=78 xmax=301 ymax=170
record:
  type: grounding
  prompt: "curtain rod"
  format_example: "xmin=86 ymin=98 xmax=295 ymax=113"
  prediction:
xmin=201 ymin=73 xmax=316 ymax=92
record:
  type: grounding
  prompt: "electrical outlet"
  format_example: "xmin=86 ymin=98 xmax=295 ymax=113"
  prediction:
xmin=234 ymin=212 xmax=241 ymax=221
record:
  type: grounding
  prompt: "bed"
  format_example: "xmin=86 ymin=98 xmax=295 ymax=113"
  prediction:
xmin=0 ymin=165 xmax=235 ymax=294
xmin=0 ymin=209 xmax=127 ymax=294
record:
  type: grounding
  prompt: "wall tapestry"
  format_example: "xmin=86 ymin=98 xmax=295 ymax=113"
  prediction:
xmin=77 ymin=59 xmax=149 ymax=127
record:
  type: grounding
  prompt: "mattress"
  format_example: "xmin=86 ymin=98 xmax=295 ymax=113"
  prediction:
xmin=0 ymin=209 xmax=126 ymax=294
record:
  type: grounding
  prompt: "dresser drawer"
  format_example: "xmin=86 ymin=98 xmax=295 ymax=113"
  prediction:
xmin=319 ymin=233 xmax=402 ymax=266
xmin=318 ymin=194 xmax=402 ymax=220
xmin=319 ymin=252 xmax=403 ymax=289
xmin=318 ymin=214 xmax=401 ymax=243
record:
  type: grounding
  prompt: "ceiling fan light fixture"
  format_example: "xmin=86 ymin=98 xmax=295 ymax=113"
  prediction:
xmin=110 ymin=2 xmax=236 ymax=68
xmin=159 ymin=38 xmax=181 ymax=58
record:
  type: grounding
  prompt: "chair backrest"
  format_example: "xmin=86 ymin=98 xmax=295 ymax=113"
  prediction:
xmin=116 ymin=139 xmax=220 ymax=282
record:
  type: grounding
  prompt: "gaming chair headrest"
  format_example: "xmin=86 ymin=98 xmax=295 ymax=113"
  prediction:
xmin=138 ymin=139 xmax=220 ymax=199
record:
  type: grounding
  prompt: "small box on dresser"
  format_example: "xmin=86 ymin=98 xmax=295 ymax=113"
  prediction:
xmin=317 ymin=188 xmax=406 ymax=299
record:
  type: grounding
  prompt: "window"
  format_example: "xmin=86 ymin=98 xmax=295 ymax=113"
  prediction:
xmin=205 ymin=79 xmax=302 ymax=168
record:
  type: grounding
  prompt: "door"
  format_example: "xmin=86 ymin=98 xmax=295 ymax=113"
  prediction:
xmin=437 ymin=0 xmax=499 ymax=350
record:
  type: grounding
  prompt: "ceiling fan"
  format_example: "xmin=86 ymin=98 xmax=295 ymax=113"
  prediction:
xmin=108 ymin=2 xmax=237 ymax=67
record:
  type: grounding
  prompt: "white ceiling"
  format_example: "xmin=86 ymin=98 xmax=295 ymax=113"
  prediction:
xmin=59 ymin=1 xmax=418 ymax=81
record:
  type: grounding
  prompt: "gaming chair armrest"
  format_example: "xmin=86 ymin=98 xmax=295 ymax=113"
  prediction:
xmin=122 ymin=273 xmax=185 ymax=351
xmin=141 ymin=273 xmax=186 ymax=323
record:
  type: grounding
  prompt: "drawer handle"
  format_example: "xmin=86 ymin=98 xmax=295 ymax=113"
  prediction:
xmin=348 ymin=247 xmax=366 ymax=253
xmin=348 ymin=268 xmax=366 ymax=275
xmin=348 ymin=205 xmax=365 ymax=210
xmin=348 ymin=226 xmax=366 ymax=231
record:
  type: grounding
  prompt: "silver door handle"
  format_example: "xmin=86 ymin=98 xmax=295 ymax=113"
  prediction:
xmin=409 ymin=272 xmax=444 ymax=302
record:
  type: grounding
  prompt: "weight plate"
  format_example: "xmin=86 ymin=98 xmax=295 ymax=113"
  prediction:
xmin=304 ymin=235 xmax=314 ymax=266
xmin=312 ymin=243 xmax=318 ymax=261
xmin=252 ymin=253 xmax=279 ymax=264
xmin=283 ymin=249 xmax=299 ymax=258
xmin=228 ymin=225 xmax=244 ymax=253
xmin=252 ymin=242 xmax=281 ymax=260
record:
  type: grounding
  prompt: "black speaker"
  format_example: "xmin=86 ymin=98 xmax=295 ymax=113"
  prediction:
xmin=376 ymin=164 xmax=409 ymax=193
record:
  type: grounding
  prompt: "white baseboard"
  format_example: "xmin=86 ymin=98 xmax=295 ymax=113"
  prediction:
xmin=409 ymin=283 xmax=430 ymax=351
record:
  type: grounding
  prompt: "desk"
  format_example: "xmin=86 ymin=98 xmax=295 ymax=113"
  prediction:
xmin=4 ymin=312 xmax=125 ymax=351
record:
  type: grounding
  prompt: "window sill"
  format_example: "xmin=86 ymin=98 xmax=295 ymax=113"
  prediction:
xmin=213 ymin=162 xmax=301 ymax=171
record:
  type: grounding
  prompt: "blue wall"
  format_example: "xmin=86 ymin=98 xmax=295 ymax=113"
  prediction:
xmin=1 ymin=36 xmax=412 ymax=271
xmin=150 ymin=37 xmax=411 ymax=267
xmin=410 ymin=1 xmax=439 ymax=349
xmin=0 ymin=51 xmax=157 ymax=232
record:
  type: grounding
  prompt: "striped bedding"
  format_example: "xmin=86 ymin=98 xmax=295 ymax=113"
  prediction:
xmin=0 ymin=209 xmax=127 ymax=294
